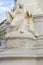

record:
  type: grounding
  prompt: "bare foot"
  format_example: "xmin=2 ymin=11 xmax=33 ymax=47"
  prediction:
xmin=34 ymin=33 xmax=39 ymax=38
xmin=20 ymin=30 xmax=24 ymax=33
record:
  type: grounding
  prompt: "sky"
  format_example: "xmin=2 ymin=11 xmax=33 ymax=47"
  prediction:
xmin=0 ymin=0 xmax=43 ymax=23
xmin=0 ymin=0 xmax=15 ymax=23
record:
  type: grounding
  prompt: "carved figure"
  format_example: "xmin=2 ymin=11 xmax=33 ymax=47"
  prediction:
xmin=6 ymin=3 xmax=39 ymax=38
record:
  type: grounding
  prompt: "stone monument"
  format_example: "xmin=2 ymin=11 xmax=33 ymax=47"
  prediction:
xmin=0 ymin=0 xmax=43 ymax=65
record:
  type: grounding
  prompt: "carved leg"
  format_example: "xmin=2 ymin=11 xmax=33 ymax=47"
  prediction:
xmin=27 ymin=18 xmax=39 ymax=38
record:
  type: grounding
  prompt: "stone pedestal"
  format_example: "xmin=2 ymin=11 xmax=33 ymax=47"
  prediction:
xmin=0 ymin=48 xmax=37 ymax=65
xmin=5 ymin=32 xmax=36 ymax=49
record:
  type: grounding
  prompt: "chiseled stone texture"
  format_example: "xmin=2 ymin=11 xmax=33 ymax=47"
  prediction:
xmin=0 ymin=0 xmax=43 ymax=64
xmin=0 ymin=57 xmax=37 ymax=65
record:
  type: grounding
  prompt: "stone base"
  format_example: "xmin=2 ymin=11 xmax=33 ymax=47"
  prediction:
xmin=5 ymin=31 xmax=36 ymax=48
xmin=0 ymin=48 xmax=38 ymax=65
xmin=0 ymin=48 xmax=43 ymax=65
xmin=0 ymin=57 xmax=37 ymax=65
xmin=6 ymin=38 xmax=36 ymax=49
xmin=0 ymin=36 xmax=43 ymax=65
xmin=0 ymin=57 xmax=43 ymax=65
